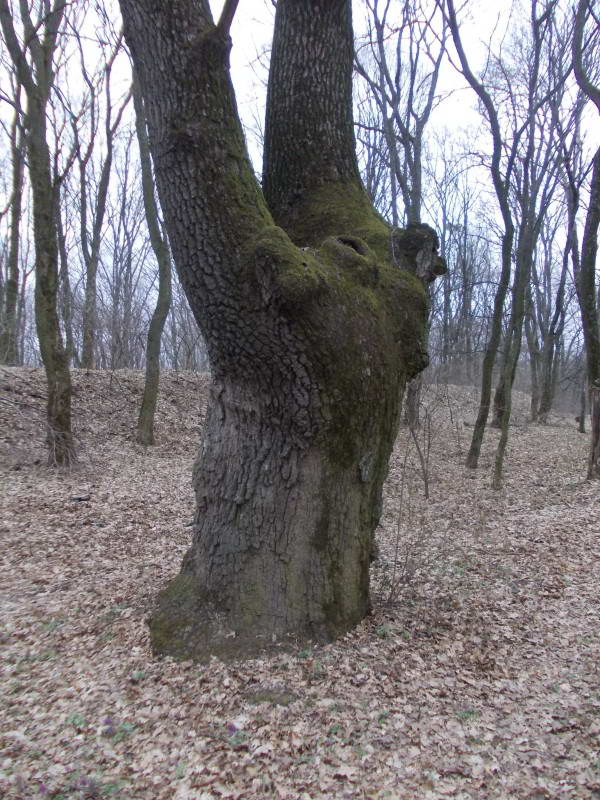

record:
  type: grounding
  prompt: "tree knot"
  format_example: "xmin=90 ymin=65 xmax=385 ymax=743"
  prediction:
xmin=392 ymin=224 xmax=447 ymax=283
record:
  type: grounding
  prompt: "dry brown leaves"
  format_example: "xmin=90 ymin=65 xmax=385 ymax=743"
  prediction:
xmin=1 ymin=368 xmax=599 ymax=799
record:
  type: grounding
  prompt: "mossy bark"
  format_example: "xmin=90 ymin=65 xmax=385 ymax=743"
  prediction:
xmin=29 ymin=101 xmax=75 ymax=466
xmin=121 ymin=0 xmax=441 ymax=660
xmin=0 ymin=1 xmax=74 ymax=465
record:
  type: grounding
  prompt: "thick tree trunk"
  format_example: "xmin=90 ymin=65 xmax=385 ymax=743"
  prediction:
xmin=121 ymin=0 xmax=438 ymax=660
xmin=575 ymin=148 xmax=600 ymax=389
xmin=572 ymin=148 xmax=600 ymax=476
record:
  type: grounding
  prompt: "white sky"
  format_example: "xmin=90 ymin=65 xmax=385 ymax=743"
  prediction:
xmin=212 ymin=0 xmax=598 ymax=223
xmin=213 ymin=0 xmax=519 ymax=167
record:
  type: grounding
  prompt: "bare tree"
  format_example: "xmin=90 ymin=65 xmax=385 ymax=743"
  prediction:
xmin=133 ymin=71 xmax=172 ymax=445
xmin=355 ymin=0 xmax=447 ymax=227
xmin=74 ymin=32 xmax=131 ymax=369
xmin=0 ymin=72 xmax=24 ymax=364
xmin=490 ymin=0 xmax=568 ymax=488
xmin=0 ymin=0 xmax=75 ymax=464
xmin=444 ymin=0 xmax=517 ymax=470
xmin=355 ymin=0 xmax=448 ymax=427
xmin=571 ymin=0 xmax=600 ymax=477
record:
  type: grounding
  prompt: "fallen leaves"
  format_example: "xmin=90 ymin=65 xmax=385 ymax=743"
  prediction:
xmin=1 ymin=368 xmax=599 ymax=798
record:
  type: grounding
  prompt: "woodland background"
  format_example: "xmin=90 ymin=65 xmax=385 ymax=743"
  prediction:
xmin=2 ymin=1 xmax=600 ymax=797
xmin=0 ymin=0 xmax=598 ymax=463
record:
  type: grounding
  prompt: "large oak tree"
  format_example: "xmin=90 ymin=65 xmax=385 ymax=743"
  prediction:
xmin=119 ymin=0 xmax=444 ymax=660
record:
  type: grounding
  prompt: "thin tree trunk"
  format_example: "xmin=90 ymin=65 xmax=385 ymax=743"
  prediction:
xmin=579 ymin=378 xmax=586 ymax=433
xmin=537 ymin=247 xmax=568 ymax=423
xmin=0 ymin=0 xmax=74 ymax=465
xmin=465 ymin=230 xmax=513 ymax=465
xmin=524 ymin=291 xmax=540 ymax=421
xmin=55 ymin=191 xmax=75 ymax=366
xmin=30 ymin=106 xmax=75 ymax=465
xmin=80 ymin=60 xmax=130 ymax=370
xmin=443 ymin=0 xmax=516 ymax=468
xmin=133 ymin=74 xmax=172 ymax=446
xmin=492 ymin=235 xmax=534 ymax=489
xmin=0 ymin=110 xmax=24 ymax=364
xmin=589 ymin=386 xmax=600 ymax=479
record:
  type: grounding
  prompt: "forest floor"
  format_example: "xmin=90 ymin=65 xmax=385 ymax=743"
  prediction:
xmin=1 ymin=366 xmax=599 ymax=800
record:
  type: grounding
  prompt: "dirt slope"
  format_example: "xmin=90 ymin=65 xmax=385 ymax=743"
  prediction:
xmin=1 ymin=367 xmax=599 ymax=799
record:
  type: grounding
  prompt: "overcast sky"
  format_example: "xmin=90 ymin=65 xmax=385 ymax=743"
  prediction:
xmin=211 ymin=0 xmax=517 ymax=167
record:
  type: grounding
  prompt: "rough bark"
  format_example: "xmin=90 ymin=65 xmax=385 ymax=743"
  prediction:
xmin=133 ymin=74 xmax=172 ymax=446
xmin=120 ymin=0 xmax=441 ymax=660
xmin=574 ymin=148 xmax=600 ymax=389
xmin=0 ymin=0 xmax=74 ymax=465
xmin=30 ymin=101 xmax=75 ymax=465
xmin=572 ymin=0 xmax=600 ymax=476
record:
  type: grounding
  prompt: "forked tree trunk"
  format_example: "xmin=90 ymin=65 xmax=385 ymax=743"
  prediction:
xmin=120 ymin=0 xmax=440 ymax=660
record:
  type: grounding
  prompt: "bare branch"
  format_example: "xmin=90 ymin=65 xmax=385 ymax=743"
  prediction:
xmin=216 ymin=0 xmax=240 ymax=36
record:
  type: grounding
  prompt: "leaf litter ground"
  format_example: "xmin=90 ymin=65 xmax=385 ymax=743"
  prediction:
xmin=1 ymin=367 xmax=599 ymax=799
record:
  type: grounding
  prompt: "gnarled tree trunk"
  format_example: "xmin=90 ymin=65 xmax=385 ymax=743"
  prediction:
xmin=120 ymin=0 xmax=441 ymax=660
